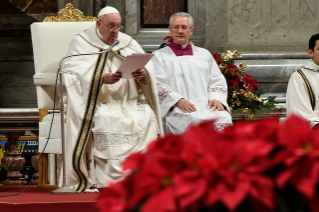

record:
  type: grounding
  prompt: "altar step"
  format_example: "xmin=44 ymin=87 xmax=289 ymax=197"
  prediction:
xmin=0 ymin=186 xmax=99 ymax=212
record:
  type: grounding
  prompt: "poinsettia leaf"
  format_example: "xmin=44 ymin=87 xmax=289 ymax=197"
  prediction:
xmin=290 ymin=159 xmax=319 ymax=198
xmin=276 ymin=163 xmax=300 ymax=189
xmin=249 ymin=175 xmax=276 ymax=209
xmin=219 ymin=179 xmax=250 ymax=211
xmin=141 ymin=187 xmax=177 ymax=212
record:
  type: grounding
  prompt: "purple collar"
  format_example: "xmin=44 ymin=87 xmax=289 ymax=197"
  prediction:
xmin=168 ymin=41 xmax=193 ymax=56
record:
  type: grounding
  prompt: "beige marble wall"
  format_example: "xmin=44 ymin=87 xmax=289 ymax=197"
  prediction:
xmin=203 ymin=0 xmax=319 ymax=111
xmin=205 ymin=0 xmax=319 ymax=52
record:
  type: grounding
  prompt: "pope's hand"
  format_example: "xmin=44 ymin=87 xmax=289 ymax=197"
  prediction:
xmin=209 ymin=99 xmax=225 ymax=111
xmin=177 ymin=99 xmax=196 ymax=113
xmin=132 ymin=68 xmax=145 ymax=80
xmin=102 ymin=72 xmax=122 ymax=84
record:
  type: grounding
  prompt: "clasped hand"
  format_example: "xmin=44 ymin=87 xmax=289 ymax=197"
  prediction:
xmin=177 ymin=99 xmax=225 ymax=113
xmin=102 ymin=68 xmax=145 ymax=84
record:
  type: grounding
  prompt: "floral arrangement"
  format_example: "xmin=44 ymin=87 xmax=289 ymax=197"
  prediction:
xmin=155 ymin=36 xmax=277 ymax=119
xmin=97 ymin=115 xmax=319 ymax=212
xmin=211 ymin=50 xmax=276 ymax=119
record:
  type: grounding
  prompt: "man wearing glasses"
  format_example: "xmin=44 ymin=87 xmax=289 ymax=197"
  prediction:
xmin=152 ymin=12 xmax=232 ymax=134
xmin=62 ymin=6 xmax=163 ymax=192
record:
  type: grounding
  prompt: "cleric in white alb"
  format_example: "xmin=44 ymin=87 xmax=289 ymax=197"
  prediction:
xmin=286 ymin=33 xmax=319 ymax=127
xmin=152 ymin=12 xmax=232 ymax=134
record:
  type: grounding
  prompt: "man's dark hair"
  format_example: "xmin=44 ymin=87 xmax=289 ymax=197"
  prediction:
xmin=309 ymin=33 xmax=319 ymax=51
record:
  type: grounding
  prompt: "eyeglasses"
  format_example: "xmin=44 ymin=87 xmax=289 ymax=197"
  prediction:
xmin=170 ymin=26 xmax=191 ymax=31
xmin=100 ymin=20 xmax=124 ymax=31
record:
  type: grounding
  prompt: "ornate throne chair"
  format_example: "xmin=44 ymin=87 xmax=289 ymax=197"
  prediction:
xmin=31 ymin=3 xmax=96 ymax=187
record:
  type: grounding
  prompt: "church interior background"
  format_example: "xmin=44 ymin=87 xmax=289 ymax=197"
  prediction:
xmin=0 ymin=0 xmax=318 ymax=192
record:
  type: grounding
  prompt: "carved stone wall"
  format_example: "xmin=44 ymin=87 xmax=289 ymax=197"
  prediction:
xmin=204 ymin=0 xmax=319 ymax=115
xmin=205 ymin=0 xmax=319 ymax=52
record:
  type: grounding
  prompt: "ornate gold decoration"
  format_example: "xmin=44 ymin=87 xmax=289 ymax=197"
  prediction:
xmin=43 ymin=3 xmax=97 ymax=22
xmin=223 ymin=50 xmax=242 ymax=60
xmin=220 ymin=50 xmax=270 ymax=120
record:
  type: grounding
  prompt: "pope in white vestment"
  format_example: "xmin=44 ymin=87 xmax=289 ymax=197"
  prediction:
xmin=61 ymin=7 xmax=163 ymax=192
xmin=152 ymin=12 xmax=232 ymax=134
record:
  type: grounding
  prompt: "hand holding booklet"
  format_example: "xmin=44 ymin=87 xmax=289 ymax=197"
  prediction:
xmin=117 ymin=53 xmax=154 ymax=79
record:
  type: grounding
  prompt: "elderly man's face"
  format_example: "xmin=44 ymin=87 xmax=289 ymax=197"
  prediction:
xmin=169 ymin=16 xmax=194 ymax=45
xmin=97 ymin=13 xmax=121 ymax=45
xmin=308 ymin=40 xmax=319 ymax=66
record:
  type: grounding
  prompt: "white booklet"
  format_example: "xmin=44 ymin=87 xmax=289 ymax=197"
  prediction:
xmin=117 ymin=53 xmax=154 ymax=79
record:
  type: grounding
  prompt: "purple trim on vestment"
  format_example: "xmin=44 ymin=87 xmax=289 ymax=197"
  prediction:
xmin=168 ymin=42 xmax=193 ymax=56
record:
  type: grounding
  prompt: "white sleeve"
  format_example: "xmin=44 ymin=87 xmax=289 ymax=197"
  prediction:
xmin=152 ymin=53 xmax=184 ymax=117
xmin=286 ymin=72 xmax=319 ymax=122
xmin=207 ymin=52 xmax=229 ymax=109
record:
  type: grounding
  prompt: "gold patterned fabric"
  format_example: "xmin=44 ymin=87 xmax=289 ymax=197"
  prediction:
xmin=297 ymin=69 xmax=316 ymax=111
xmin=72 ymin=51 xmax=108 ymax=192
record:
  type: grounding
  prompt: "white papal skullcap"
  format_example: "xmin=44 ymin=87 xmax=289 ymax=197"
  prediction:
xmin=98 ymin=6 xmax=120 ymax=18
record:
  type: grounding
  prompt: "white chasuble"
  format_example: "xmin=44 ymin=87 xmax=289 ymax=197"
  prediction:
xmin=286 ymin=59 xmax=319 ymax=126
xmin=152 ymin=45 xmax=232 ymax=134
xmin=62 ymin=25 xmax=162 ymax=192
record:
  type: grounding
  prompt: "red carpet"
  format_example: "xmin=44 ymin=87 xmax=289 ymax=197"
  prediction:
xmin=0 ymin=186 xmax=100 ymax=212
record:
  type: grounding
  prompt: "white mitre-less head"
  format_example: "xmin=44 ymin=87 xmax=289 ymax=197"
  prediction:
xmin=98 ymin=6 xmax=120 ymax=18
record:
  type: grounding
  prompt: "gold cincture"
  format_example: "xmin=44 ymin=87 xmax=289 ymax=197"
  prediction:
xmin=303 ymin=67 xmax=319 ymax=73
xmin=43 ymin=3 xmax=97 ymax=22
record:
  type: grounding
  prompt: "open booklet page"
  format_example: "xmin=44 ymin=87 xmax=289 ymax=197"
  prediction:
xmin=117 ymin=53 xmax=154 ymax=79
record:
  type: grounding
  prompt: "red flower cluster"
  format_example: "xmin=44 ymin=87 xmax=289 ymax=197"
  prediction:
xmin=97 ymin=115 xmax=319 ymax=212
xmin=211 ymin=52 xmax=258 ymax=91
xmin=163 ymin=36 xmax=174 ymax=46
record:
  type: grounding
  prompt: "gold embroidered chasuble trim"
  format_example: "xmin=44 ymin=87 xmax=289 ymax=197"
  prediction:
xmin=72 ymin=51 xmax=107 ymax=193
xmin=78 ymin=28 xmax=132 ymax=59
xmin=78 ymin=31 xmax=156 ymax=112
xmin=73 ymin=34 xmax=157 ymax=192
xmin=143 ymin=69 xmax=155 ymax=110
xmin=303 ymin=67 xmax=319 ymax=73
xmin=297 ymin=69 xmax=316 ymax=111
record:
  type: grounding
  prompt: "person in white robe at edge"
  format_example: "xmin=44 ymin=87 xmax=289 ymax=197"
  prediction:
xmin=286 ymin=33 xmax=319 ymax=128
xmin=61 ymin=6 xmax=163 ymax=193
xmin=151 ymin=12 xmax=232 ymax=134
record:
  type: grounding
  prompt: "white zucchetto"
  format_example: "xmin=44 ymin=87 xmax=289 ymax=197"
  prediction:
xmin=98 ymin=6 xmax=120 ymax=18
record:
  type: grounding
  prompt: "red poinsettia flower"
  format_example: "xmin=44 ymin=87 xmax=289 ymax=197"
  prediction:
xmin=307 ymin=192 xmax=319 ymax=212
xmin=226 ymin=74 xmax=239 ymax=87
xmin=205 ymin=139 xmax=276 ymax=211
xmin=225 ymin=63 xmax=239 ymax=75
xmin=163 ymin=35 xmax=172 ymax=41
xmin=96 ymin=180 xmax=129 ymax=212
xmin=211 ymin=52 xmax=223 ymax=65
xmin=224 ymin=117 xmax=280 ymax=146
xmin=273 ymin=115 xmax=319 ymax=199
xmin=182 ymin=120 xmax=277 ymax=211
xmin=122 ymin=123 xmax=221 ymax=212
xmin=242 ymin=73 xmax=258 ymax=91
xmin=163 ymin=35 xmax=173 ymax=46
